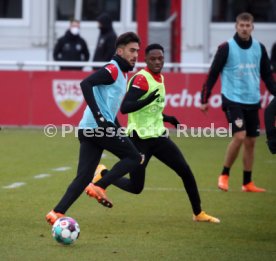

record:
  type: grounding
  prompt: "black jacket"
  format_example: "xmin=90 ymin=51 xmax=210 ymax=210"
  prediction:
xmin=92 ymin=14 xmax=117 ymax=68
xmin=53 ymin=30 xmax=90 ymax=70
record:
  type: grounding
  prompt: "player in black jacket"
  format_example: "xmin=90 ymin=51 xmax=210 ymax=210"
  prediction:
xmin=92 ymin=13 xmax=117 ymax=70
xmin=53 ymin=19 xmax=90 ymax=70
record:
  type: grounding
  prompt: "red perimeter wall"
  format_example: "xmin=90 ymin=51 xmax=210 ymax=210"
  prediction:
xmin=0 ymin=71 xmax=273 ymax=129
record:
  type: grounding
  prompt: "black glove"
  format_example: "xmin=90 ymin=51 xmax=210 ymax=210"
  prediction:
xmin=95 ymin=112 xmax=107 ymax=127
xmin=144 ymin=89 xmax=160 ymax=104
xmin=95 ymin=112 xmax=116 ymax=130
xmin=95 ymin=116 xmax=117 ymax=137
xmin=163 ymin=114 xmax=180 ymax=128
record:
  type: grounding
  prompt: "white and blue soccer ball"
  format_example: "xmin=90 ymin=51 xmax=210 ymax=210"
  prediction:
xmin=52 ymin=217 xmax=80 ymax=245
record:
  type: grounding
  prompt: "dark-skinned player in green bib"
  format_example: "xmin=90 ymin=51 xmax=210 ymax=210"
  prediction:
xmin=86 ymin=43 xmax=220 ymax=223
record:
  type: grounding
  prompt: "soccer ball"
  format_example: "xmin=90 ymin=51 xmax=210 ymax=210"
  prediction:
xmin=52 ymin=217 xmax=80 ymax=245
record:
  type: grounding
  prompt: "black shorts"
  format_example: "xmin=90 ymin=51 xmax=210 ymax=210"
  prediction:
xmin=224 ymin=106 xmax=260 ymax=137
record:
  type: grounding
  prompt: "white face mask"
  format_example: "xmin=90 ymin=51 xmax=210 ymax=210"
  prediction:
xmin=70 ymin=27 xmax=80 ymax=35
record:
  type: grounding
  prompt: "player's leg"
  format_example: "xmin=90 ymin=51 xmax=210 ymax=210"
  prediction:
xmin=111 ymin=133 xmax=153 ymax=193
xmin=218 ymin=106 xmax=246 ymax=191
xmin=152 ymin=136 xmax=220 ymax=223
xmin=152 ymin=137 xmax=201 ymax=213
xmin=241 ymin=109 xmax=265 ymax=192
xmin=264 ymin=97 xmax=276 ymax=154
xmin=223 ymin=131 xmax=246 ymax=168
xmin=91 ymin=162 xmax=148 ymax=194
xmin=243 ymin=137 xmax=256 ymax=172
xmin=111 ymin=155 xmax=149 ymax=194
xmin=54 ymin=130 xmax=103 ymax=211
xmin=93 ymin=131 xmax=152 ymax=194
xmin=92 ymin=133 xmax=142 ymax=189
xmin=46 ymin=130 xmax=103 ymax=224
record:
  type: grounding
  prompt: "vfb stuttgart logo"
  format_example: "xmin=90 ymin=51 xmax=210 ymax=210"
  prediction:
xmin=52 ymin=80 xmax=84 ymax=117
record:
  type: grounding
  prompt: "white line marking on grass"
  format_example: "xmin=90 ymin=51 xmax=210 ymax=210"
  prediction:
xmin=3 ymin=182 xmax=26 ymax=189
xmin=2 ymin=167 xmax=70 ymax=190
xmin=33 ymin=174 xmax=52 ymax=179
xmin=52 ymin=166 xmax=71 ymax=172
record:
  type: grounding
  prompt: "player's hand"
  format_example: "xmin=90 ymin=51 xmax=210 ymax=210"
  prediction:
xmin=167 ymin=116 xmax=180 ymax=128
xmin=95 ymin=113 xmax=107 ymax=127
xmin=95 ymin=113 xmax=115 ymax=129
xmin=163 ymin=115 xmax=180 ymax=128
xmin=200 ymin=103 xmax=209 ymax=114
xmin=96 ymin=117 xmax=118 ymax=136
xmin=145 ymin=89 xmax=160 ymax=103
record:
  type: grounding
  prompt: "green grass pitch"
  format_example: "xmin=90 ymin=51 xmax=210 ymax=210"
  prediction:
xmin=0 ymin=128 xmax=275 ymax=261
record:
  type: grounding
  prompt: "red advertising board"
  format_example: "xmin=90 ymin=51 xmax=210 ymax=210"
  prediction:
xmin=0 ymin=71 xmax=273 ymax=129
xmin=0 ymin=71 xmax=31 ymax=125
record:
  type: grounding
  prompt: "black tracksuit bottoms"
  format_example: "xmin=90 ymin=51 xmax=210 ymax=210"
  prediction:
xmin=54 ymin=129 xmax=141 ymax=214
xmin=110 ymin=133 xmax=202 ymax=215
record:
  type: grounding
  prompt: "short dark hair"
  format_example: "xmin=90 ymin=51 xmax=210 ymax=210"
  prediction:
xmin=115 ymin=32 xmax=140 ymax=49
xmin=145 ymin=43 xmax=164 ymax=55
xmin=236 ymin=12 xmax=254 ymax=23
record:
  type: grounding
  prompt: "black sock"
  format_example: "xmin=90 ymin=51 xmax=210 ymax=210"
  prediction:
xmin=194 ymin=209 xmax=202 ymax=216
xmin=243 ymin=171 xmax=252 ymax=185
xmin=221 ymin=166 xmax=230 ymax=176
xmin=101 ymin=169 xmax=108 ymax=177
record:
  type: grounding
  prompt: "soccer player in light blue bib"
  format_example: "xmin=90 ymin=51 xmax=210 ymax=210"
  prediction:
xmin=46 ymin=32 xmax=143 ymax=225
xmin=201 ymin=12 xmax=276 ymax=192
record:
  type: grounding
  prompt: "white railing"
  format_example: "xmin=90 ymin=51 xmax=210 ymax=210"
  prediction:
xmin=0 ymin=60 xmax=211 ymax=72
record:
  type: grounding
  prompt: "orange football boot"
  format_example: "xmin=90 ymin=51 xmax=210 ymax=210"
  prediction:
xmin=242 ymin=182 xmax=266 ymax=192
xmin=218 ymin=175 xmax=229 ymax=191
xmin=85 ymin=183 xmax=113 ymax=208
xmin=45 ymin=210 xmax=65 ymax=225
xmin=193 ymin=211 xmax=220 ymax=223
